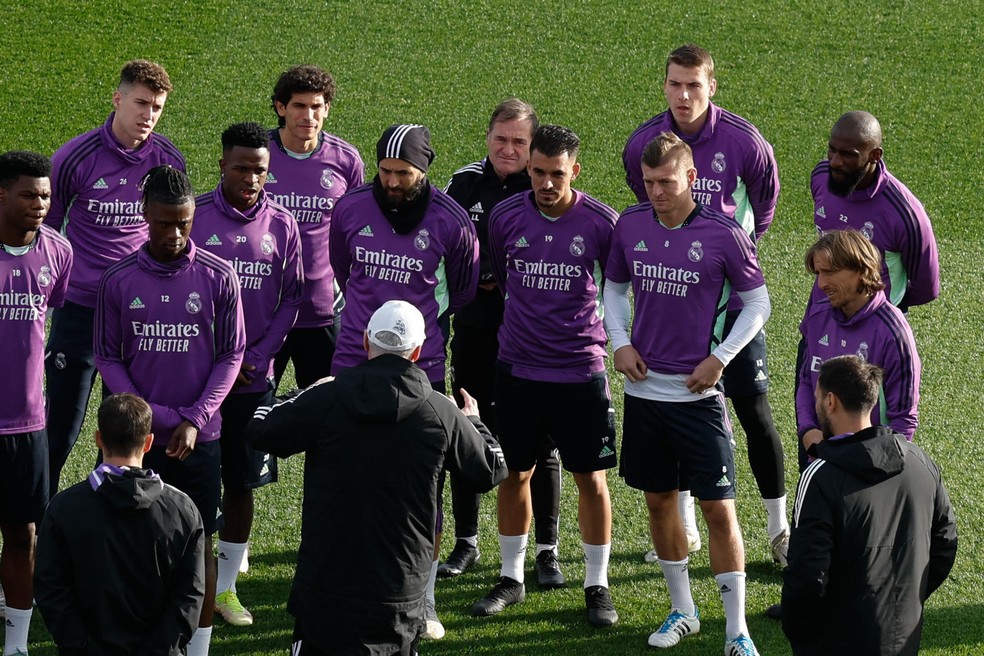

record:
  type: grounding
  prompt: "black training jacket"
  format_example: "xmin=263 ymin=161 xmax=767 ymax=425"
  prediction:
xmin=35 ymin=468 xmax=205 ymax=656
xmin=782 ymin=426 xmax=957 ymax=655
xmin=247 ymin=354 xmax=507 ymax=654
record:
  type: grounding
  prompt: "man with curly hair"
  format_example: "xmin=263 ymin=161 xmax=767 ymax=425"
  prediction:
xmin=267 ymin=65 xmax=365 ymax=390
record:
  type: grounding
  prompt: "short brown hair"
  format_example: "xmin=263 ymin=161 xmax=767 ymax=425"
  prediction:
xmin=488 ymin=98 xmax=539 ymax=133
xmin=665 ymin=44 xmax=715 ymax=80
xmin=641 ymin=131 xmax=694 ymax=170
xmin=805 ymin=229 xmax=885 ymax=296
xmin=120 ymin=60 xmax=172 ymax=94
xmin=818 ymin=355 xmax=884 ymax=414
xmin=98 ymin=394 xmax=153 ymax=457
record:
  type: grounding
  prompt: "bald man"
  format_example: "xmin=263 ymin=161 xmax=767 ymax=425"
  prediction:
xmin=811 ymin=111 xmax=939 ymax=311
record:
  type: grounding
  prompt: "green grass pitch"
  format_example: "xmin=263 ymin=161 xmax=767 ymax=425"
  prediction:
xmin=1 ymin=1 xmax=981 ymax=654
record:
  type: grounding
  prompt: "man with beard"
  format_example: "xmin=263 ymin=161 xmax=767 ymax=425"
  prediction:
xmin=329 ymin=125 xmax=478 ymax=639
xmin=438 ymin=99 xmax=566 ymax=591
xmin=473 ymin=125 xmax=619 ymax=629
xmin=811 ymin=111 xmax=939 ymax=311
xmin=782 ymin=356 xmax=956 ymax=655
xmin=797 ymin=230 xmax=921 ymax=452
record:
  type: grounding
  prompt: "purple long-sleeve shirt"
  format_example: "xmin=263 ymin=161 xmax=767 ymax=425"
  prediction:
xmin=606 ymin=203 xmax=766 ymax=375
xmin=0 ymin=227 xmax=73 ymax=434
xmin=94 ymin=240 xmax=245 ymax=445
xmin=266 ymin=129 xmax=364 ymax=328
xmin=623 ymin=102 xmax=779 ymax=242
xmin=191 ymin=187 xmax=303 ymax=394
xmin=46 ymin=114 xmax=186 ymax=308
xmin=797 ymin=290 xmax=921 ymax=440
xmin=811 ymin=159 xmax=940 ymax=309
xmin=329 ymin=183 xmax=478 ymax=383
xmin=489 ymin=190 xmax=616 ymax=383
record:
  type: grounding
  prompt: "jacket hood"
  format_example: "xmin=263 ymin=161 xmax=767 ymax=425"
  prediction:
xmin=335 ymin=354 xmax=432 ymax=423
xmin=815 ymin=425 xmax=906 ymax=483
xmin=93 ymin=467 xmax=165 ymax=511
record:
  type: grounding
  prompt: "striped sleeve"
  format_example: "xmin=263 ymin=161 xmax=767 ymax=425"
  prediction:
xmin=435 ymin=192 xmax=478 ymax=313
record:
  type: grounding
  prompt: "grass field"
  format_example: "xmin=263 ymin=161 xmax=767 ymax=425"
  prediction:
xmin=2 ymin=1 xmax=982 ymax=654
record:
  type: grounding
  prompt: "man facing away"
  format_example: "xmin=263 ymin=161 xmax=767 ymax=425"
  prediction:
xmin=0 ymin=151 xmax=72 ymax=656
xmin=246 ymin=300 xmax=507 ymax=656
xmin=94 ymin=166 xmax=245 ymax=656
xmin=35 ymin=394 xmax=205 ymax=656
xmin=623 ymin=44 xmax=788 ymax=564
xmin=782 ymin=356 xmax=956 ymax=655
xmin=45 ymin=60 xmax=186 ymax=494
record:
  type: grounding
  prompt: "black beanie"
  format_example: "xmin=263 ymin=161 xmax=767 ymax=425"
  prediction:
xmin=376 ymin=124 xmax=435 ymax=173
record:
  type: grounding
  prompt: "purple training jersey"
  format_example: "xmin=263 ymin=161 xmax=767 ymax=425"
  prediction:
xmin=606 ymin=203 xmax=765 ymax=375
xmin=266 ymin=129 xmax=364 ymax=328
xmin=329 ymin=184 xmax=478 ymax=383
xmin=489 ymin=190 xmax=617 ymax=383
xmin=46 ymin=113 xmax=186 ymax=308
xmin=811 ymin=159 xmax=939 ymax=309
xmin=94 ymin=240 xmax=245 ymax=445
xmin=0 ymin=227 xmax=73 ymax=434
xmin=192 ymin=187 xmax=303 ymax=394
xmin=623 ymin=102 xmax=779 ymax=241
xmin=797 ymin=289 xmax=921 ymax=440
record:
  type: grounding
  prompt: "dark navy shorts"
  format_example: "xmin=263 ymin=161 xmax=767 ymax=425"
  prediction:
xmin=0 ymin=430 xmax=48 ymax=524
xmin=720 ymin=309 xmax=770 ymax=398
xmin=620 ymin=394 xmax=736 ymax=500
xmin=220 ymin=385 xmax=278 ymax=490
xmin=144 ymin=439 xmax=223 ymax=534
xmin=494 ymin=362 xmax=616 ymax=474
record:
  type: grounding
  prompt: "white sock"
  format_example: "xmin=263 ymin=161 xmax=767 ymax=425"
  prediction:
xmin=678 ymin=490 xmax=698 ymax=537
xmin=240 ymin=543 xmax=249 ymax=573
xmin=498 ymin=533 xmax=528 ymax=583
xmin=658 ymin=558 xmax=695 ymax=616
xmin=3 ymin=606 xmax=31 ymax=655
xmin=460 ymin=535 xmax=478 ymax=548
xmin=425 ymin=558 xmax=439 ymax=604
xmin=763 ymin=496 xmax=789 ymax=539
xmin=716 ymin=571 xmax=749 ymax=638
xmin=582 ymin=542 xmax=610 ymax=588
xmin=535 ymin=543 xmax=557 ymax=556
xmin=216 ymin=540 xmax=247 ymax=594
xmin=186 ymin=626 xmax=213 ymax=656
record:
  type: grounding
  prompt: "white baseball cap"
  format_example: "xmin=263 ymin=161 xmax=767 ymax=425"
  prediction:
xmin=366 ymin=300 xmax=426 ymax=352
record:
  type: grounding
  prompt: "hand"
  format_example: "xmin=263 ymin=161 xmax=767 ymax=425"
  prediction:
xmin=614 ymin=345 xmax=648 ymax=383
xmin=234 ymin=363 xmax=257 ymax=388
xmin=165 ymin=420 xmax=199 ymax=461
xmin=478 ymin=281 xmax=498 ymax=291
xmin=458 ymin=388 xmax=480 ymax=417
xmin=801 ymin=429 xmax=823 ymax=451
xmin=685 ymin=354 xmax=725 ymax=394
